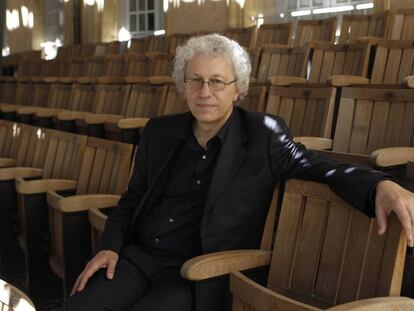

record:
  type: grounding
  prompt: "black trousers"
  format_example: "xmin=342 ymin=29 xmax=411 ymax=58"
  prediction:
xmin=58 ymin=254 xmax=192 ymax=311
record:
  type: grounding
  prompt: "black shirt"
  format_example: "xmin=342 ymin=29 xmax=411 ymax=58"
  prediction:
xmin=133 ymin=111 xmax=232 ymax=262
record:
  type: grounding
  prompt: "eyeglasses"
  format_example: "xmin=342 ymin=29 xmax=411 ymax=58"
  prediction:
xmin=184 ymin=78 xmax=237 ymax=91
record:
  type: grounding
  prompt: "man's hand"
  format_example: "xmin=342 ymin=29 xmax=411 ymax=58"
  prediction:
xmin=375 ymin=180 xmax=414 ymax=247
xmin=71 ymin=250 xmax=119 ymax=295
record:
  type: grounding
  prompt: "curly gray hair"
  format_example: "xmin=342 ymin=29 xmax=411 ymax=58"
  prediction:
xmin=172 ymin=33 xmax=251 ymax=99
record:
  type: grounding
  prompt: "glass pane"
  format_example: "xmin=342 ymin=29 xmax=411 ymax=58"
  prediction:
xmin=300 ymin=0 xmax=309 ymax=7
xmin=313 ymin=0 xmax=323 ymax=5
xmin=288 ymin=0 xmax=297 ymax=10
xmin=130 ymin=0 xmax=136 ymax=11
xmin=139 ymin=14 xmax=146 ymax=31
xmin=139 ymin=0 xmax=146 ymax=11
xmin=148 ymin=0 xmax=154 ymax=10
xmin=130 ymin=14 xmax=137 ymax=32
xmin=148 ymin=13 xmax=154 ymax=30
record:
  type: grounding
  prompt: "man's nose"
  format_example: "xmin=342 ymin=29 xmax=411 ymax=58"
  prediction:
xmin=199 ymin=82 xmax=212 ymax=96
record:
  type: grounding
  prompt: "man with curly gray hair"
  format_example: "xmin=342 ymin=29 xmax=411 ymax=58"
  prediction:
xmin=62 ymin=33 xmax=414 ymax=311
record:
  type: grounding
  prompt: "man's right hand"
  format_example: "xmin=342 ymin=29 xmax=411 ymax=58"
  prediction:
xmin=71 ymin=250 xmax=119 ymax=295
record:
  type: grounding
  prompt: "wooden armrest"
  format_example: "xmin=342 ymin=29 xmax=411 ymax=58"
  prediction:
xmin=148 ymin=76 xmax=173 ymax=85
xmin=97 ymin=77 xmax=125 ymax=84
xmin=84 ymin=114 xmax=123 ymax=125
xmin=77 ymin=76 xmax=97 ymax=84
xmin=404 ymin=76 xmax=414 ymax=89
xmin=0 ymin=167 xmax=43 ymax=181
xmin=180 ymin=250 xmax=271 ymax=281
xmin=55 ymin=194 xmax=121 ymax=213
xmin=57 ymin=111 xmax=93 ymax=121
xmin=230 ymin=271 xmax=316 ymax=310
xmin=46 ymin=190 xmax=64 ymax=208
xmin=59 ymin=77 xmax=78 ymax=83
xmin=16 ymin=106 xmax=42 ymax=114
xmin=357 ymin=36 xmax=383 ymax=45
xmin=326 ymin=297 xmax=414 ymax=310
xmin=144 ymin=51 xmax=162 ymax=58
xmin=1 ymin=105 xmax=21 ymax=113
xmin=269 ymin=76 xmax=307 ymax=86
xmin=35 ymin=108 xmax=67 ymax=118
xmin=43 ymin=76 xmax=61 ymax=83
xmin=370 ymin=147 xmax=414 ymax=168
xmin=117 ymin=117 xmax=149 ymax=129
xmin=0 ymin=157 xmax=16 ymax=168
xmin=16 ymin=179 xmax=77 ymax=195
xmin=125 ymin=76 xmax=148 ymax=84
xmin=294 ymin=137 xmax=333 ymax=150
xmin=89 ymin=208 xmax=109 ymax=233
xmin=328 ymin=75 xmax=369 ymax=87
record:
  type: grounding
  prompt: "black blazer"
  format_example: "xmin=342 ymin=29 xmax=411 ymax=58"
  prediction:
xmin=100 ymin=107 xmax=386 ymax=255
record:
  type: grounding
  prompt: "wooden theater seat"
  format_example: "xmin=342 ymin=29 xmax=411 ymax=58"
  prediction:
xmin=230 ymin=179 xmax=408 ymax=310
xmin=294 ymin=17 xmax=337 ymax=47
xmin=254 ymin=22 xmax=293 ymax=48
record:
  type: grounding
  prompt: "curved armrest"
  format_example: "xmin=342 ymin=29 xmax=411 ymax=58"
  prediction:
xmin=117 ymin=118 xmax=150 ymax=129
xmin=125 ymin=76 xmax=148 ymax=84
xmin=328 ymin=75 xmax=369 ymax=87
xmin=43 ymin=76 xmax=60 ymax=83
xmin=54 ymin=194 xmax=121 ymax=213
xmin=77 ymin=76 xmax=97 ymax=84
xmin=294 ymin=137 xmax=333 ymax=150
xmin=0 ymin=167 xmax=43 ymax=181
xmin=0 ymin=157 xmax=16 ymax=168
xmin=35 ymin=108 xmax=67 ymax=118
xmin=181 ymin=249 xmax=271 ymax=281
xmin=59 ymin=77 xmax=78 ymax=83
xmin=16 ymin=179 xmax=77 ymax=195
xmin=326 ymin=297 xmax=414 ymax=310
xmin=230 ymin=271 xmax=317 ymax=310
xmin=357 ymin=36 xmax=383 ymax=45
xmin=404 ymin=75 xmax=414 ymax=89
xmin=0 ymin=105 xmax=20 ymax=113
xmin=269 ymin=76 xmax=307 ymax=86
xmin=16 ymin=106 xmax=42 ymax=115
xmin=148 ymin=76 xmax=173 ymax=85
xmin=84 ymin=114 xmax=123 ymax=125
xmin=57 ymin=111 xmax=93 ymax=121
xmin=370 ymin=147 xmax=414 ymax=168
xmin=96 ymin=77 xmax=125 ymax=84
xmin=89 ymin=208 xmax=109 ymax=233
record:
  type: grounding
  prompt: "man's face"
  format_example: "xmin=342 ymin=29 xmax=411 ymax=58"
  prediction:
xmin=184 ymin=54 xmax=240 ymax=129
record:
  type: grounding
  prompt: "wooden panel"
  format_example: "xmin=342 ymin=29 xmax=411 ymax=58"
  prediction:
xmin=98 ymin=150 xmax=115 ymax=193
xmin=319 ymin=51 xmax=335 ymax=83
xmin=289 ymin=98 xmax=306 ymax=137
xmin=401 ymin=15 xmax=414 ymax=40
xmin=348 ymin=99 xmax=373 ymax=155
xmin=42 ymin=138 xmax=58 ymax=178
xmin=383 ymin=101 xmax=404 ymax=147
xmin=52 ymin=140 xmax=68 ymax=178
xmin=278 ymin=97 xmax=294 ymax=126
xmin=370 ymin=46 xmax=388 ymax=84
xmin=331 ymin=51 xmax=345 ymax=76
xmin=366 ymin=101 xmax=389 ymax=153
xmin=309 ymin=50 xmax=323 ymax=82
xmin=88 ymin=148 xmax=106 ymax=193
xmin=76 ymin=147 xmax=95 ymax=194
xmin=399 ymin=102 xmax=414 ymax=146
xmin=397 ymin=48 xmax=414 ymax=84
xmin=383 ymin=48 xmax=402 ymax=84
xmin=301 ymin=99 xmax=317 ymax=137
xmin=332 ymin=97 xmax=355 ymax=153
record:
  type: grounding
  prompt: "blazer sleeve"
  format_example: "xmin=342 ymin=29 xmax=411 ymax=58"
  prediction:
xmin=98 ymin=121 xmax=151 ymax=253
xmin=266 ymin=115 xmax=389 ymax=217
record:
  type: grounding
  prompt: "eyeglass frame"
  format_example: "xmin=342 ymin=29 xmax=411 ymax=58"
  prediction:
xmin=184 ymin=77 xmax=238 ymax=91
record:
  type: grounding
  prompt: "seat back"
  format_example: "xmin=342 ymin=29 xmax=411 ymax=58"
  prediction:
xmin=295 ymin=17 xmax=337 ymax=47
xmin=149 ymin=53 xmax=174 ymax=77
xmin=387 ymin=9 xmax=414 ymax=40
xmin=68 ymin=82 xmax=97 ymax=112
xmin=236 ymin=85 xmax=267 ymax=112
xmin=94 ymin=83 xmax=131 ymax=115
xmin=47 ymin=82 xmax=73 ymax=110
xmin=370 ymin=40 xmax=414 ymax=84
xmin=14 ymin=124 xmax=49 ymax=168
xmin=255 ymin=45 xmax=310 ymax=82
xmin=123 ymin=53 xmax=151 ymax=77
xmin=339 ymin=12 xmax=390 ymax=44
xmin=169 ymin=34 xmax=190 ymax=54
xmin=224 ymin=26 xmax=256 ymax=48
xmin=147 ymin=35 xmax=170 ymax=53
xmin=0 ymin=120 xmax=22 ymax=160
xmin=308 ymin=41 xmax=370 ymax=83
xmin=333 ymin=86 xmax=414 ymax=155
xmin=255 ymin=22 xmax=293 ymax=48
xmin=265 ymin=86 xmax=336 ymax=138
xmin=75 ymin=137 xmax=133 ymax=195
xmin=15 ymin=82 xmax=32 ymax=105
xmin=162 ymin=84 xmax=189 ymax=115
xmin=267 ymin=179 xmax=406 ymax=307
xmin=124 ymin=83 xmax=168 ymax=118
xmin=32 ymin=82 xmax=51 ymax=108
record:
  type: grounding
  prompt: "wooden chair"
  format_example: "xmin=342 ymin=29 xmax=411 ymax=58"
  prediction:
xmin=14 ymin=130 xmax=87 ymax=298
xmin=236 ymin=85 xmax=267 ymax=112
xmin=147 ymin=35 xmax=170 ymax=53
xmin=265 ymin=85 xmax=336 ymax=149
xmin=169 ymin=33 xmax=191 ymax=54
xmin=294 ymin=17 xmax=337 ymax=47
xmin=45 ymin=137 xmax=133 ymax=298
xmin=387 ymin=8 xmax=414 ymax=40
xmin=0 ymin=120 xmax=22 ymax=168
xmin=255 ymin=22 xmax=293 ymax=48
xmin=230 ymin=179 xmax=407 ymax=310
xmin=254 ymin=45 xmax=310 ymax=83
xmin=339 ymin=12 xmax=390 ymax=44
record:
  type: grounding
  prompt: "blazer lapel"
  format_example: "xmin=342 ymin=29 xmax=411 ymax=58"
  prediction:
xmin=204 ymin=109 xmax=247 ymax=214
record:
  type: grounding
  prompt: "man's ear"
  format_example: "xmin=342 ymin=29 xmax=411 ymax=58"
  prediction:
xmin=233 ymin=91 xmax=240 ymax=103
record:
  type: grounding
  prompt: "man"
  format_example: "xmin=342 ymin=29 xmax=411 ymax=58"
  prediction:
xmin=62 ymin=34 xmax=414 ymax=310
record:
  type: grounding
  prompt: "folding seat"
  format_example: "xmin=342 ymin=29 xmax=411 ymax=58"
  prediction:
xmin=229 ymin=179 xmax=411 ymax=310
xmin=294 ymin=17 xmax=337 ymax=47
xmin=339 ymin=12 xmax=390 ymax=44
xmin=147 ymin=35 xmax=170 ymax=53
xmin=43 ymin=137 xmax=133 ymax=298
xmin=127 ymin=37 xmax=150 ymax=54
xmin=12 ymin=130 xmax=87 ymax=298
xmin=236 ymin=84 xmax=267 ymax=112
xmin=387 ymin=8 xmax=414 ymax=40
xmin=254 ymin=22 xmax=293 ymax=48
